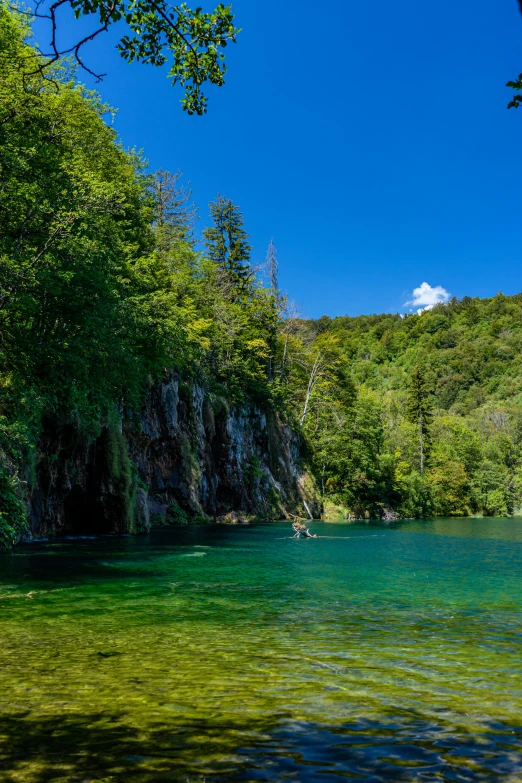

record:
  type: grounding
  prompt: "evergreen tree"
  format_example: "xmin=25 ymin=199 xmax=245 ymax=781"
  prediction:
xmin=203 ymin=195 xmax=252 ymax=295
xmin=405 ymin=366 xmax=433 ymax=475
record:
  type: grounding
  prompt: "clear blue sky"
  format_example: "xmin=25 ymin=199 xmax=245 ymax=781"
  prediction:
xmin=35 ymin=0 xmax=522 ymax=318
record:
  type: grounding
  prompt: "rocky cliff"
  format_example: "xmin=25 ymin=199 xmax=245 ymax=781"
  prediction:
xmin=26 ymin=375 xmax=316 ymax=540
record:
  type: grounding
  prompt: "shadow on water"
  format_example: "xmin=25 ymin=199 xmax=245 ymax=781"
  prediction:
xmin=0 ymin=537 xmax=195 ymax=591
xmin=0 ymin=526 xmax=243 ymax=590
xmin=0 ymin=709 xmax=521 ymax=782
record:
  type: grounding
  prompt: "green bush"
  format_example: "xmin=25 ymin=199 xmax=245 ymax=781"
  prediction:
xmin=0 ymin=469 xmax=27 ymax=549
xmin=167 ymin=501 xmax=190 ymax=525
xmin=192 ymin=513 xmax=211 ymax=525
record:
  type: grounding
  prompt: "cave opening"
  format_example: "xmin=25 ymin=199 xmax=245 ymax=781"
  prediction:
xmin=63 ymin=484 xmax=113 ymax=535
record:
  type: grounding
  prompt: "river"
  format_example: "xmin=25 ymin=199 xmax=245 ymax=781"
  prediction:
xmin=1 ymin=518 xmax=521 ymax=781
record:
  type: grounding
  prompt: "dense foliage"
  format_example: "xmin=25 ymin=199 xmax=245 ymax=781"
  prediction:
xmin=0 ymin=7 xmax=275 ymax=544
xmin=298 ymin=296 xmax=522 ymax=519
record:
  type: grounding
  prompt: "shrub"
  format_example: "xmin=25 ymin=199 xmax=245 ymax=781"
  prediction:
xmin=167 ymin=501 xmax=190 ymax=525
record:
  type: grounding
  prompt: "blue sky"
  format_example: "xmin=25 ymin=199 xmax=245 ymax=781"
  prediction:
xmin=34 ymin=0 xmax=522 ymax=318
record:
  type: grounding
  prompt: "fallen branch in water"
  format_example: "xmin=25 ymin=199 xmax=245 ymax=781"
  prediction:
xmin=292 ymin=522 xmax=316 ymax=538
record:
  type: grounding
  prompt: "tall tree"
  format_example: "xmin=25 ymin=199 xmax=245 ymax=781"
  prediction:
xmin=203 ymin=195 xmax=252 ymax=296
xmin=266 ymin=238 xmax=279 ymax=293
xmin=279 ymin=301 xmax=299 ymax=384
xmin=264 ymin=238 xmax=280 ymax=381
xmin=150 ymin=169 xmax=197 ymax=251
xmin=297 ymin=333 xmax=346 ymax=427
xmin=405 ymin=366 xmax=433 ymax=475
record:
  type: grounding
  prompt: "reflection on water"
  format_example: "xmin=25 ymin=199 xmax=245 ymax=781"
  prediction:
xmin=0 ymin=519 xmax=521 ymax=781
xmin=396 ymin=516 xmax=522 ymax=542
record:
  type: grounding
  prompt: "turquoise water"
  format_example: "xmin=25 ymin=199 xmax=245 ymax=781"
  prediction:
xmin=0 ymin=518 xmax=522 ymax=781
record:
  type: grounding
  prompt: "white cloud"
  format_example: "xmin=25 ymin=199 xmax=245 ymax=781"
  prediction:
xmin=404 ymin=282 xmax=451 ymax=314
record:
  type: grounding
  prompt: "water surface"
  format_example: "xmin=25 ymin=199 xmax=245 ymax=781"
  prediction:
xmin=1 ymin=518 xmax=521 ymax=781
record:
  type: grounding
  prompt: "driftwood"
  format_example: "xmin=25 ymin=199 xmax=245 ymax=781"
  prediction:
xmin=292 ymin=522 xmax=316 ymax=538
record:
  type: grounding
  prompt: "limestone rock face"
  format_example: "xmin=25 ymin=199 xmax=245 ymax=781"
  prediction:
xmin=27 ymin=375 xmax=317 ymax=539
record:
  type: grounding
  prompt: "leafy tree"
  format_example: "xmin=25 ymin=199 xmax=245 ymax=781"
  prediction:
xmin=429 ymin=461 xmax=470 ymax=516
xmin=293 ymin=332 xmax=347 ymax=428
xmin=150 ymin=169 xmax=197 ymax=250
xmin=16 ymin=0 xmax=239 ymax=114
xmin=316 ymin=390 xmax=398 ymax=519
xmin=405 ymin=366 xmax=433 ymax=475
xmin=471 ymin=461 xmax=512 ymax=517
xmin=396 ymin=471 xmax=433 ymax=519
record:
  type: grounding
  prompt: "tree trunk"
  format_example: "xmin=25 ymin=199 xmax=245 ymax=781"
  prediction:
xmin=279 ymin=331 xmax=289 ymax=383
xmin=300 ymin=353 xmax=321 ymax=426
xmin=419 ymin=413 xmax=424 ymax=475
xmin=300 ymin=379 xmax=313 ymax=426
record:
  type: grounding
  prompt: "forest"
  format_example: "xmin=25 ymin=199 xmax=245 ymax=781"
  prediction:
xmin=1 ymin=4 xmax=522 ymax=548
xmin=302 ymin=297 xmax=522 ymax=520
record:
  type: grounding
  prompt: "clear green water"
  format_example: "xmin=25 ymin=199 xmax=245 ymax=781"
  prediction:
xmin=1 ymin=519 xmax=522 ymax=782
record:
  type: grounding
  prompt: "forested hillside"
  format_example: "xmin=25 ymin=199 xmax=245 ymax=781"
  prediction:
xmin=295 ymin=296 xmax=522 ymax=519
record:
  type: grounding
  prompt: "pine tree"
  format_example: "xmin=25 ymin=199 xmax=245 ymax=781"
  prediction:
xmin=203 ymin=195 xmax=252 ymax=295
xmin=405 ymin=366 xmax=433 ymax=475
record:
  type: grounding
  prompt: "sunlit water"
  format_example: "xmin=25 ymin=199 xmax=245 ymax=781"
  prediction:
xmin=1 ymin=519 xmax=522 ymax=782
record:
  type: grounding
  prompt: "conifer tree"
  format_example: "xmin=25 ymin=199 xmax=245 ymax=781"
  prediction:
xmin=203 ymin=195 xmax=252 ymax=295
xmin=406 ymin=366 xmax=433 ymax=475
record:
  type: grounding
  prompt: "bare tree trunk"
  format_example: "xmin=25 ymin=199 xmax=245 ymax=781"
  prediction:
xmin=300 ymin=352 xmax=321 ymax=426
xmin=279 ymin=330 xmax=289 ymax=383
xmin=419 ymin=413 xmax=424 ymax=475
xmin=300 ymin=382 xmax=312 ymax=426
xmin=303 ymin=499 xmax=313 ymax=520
